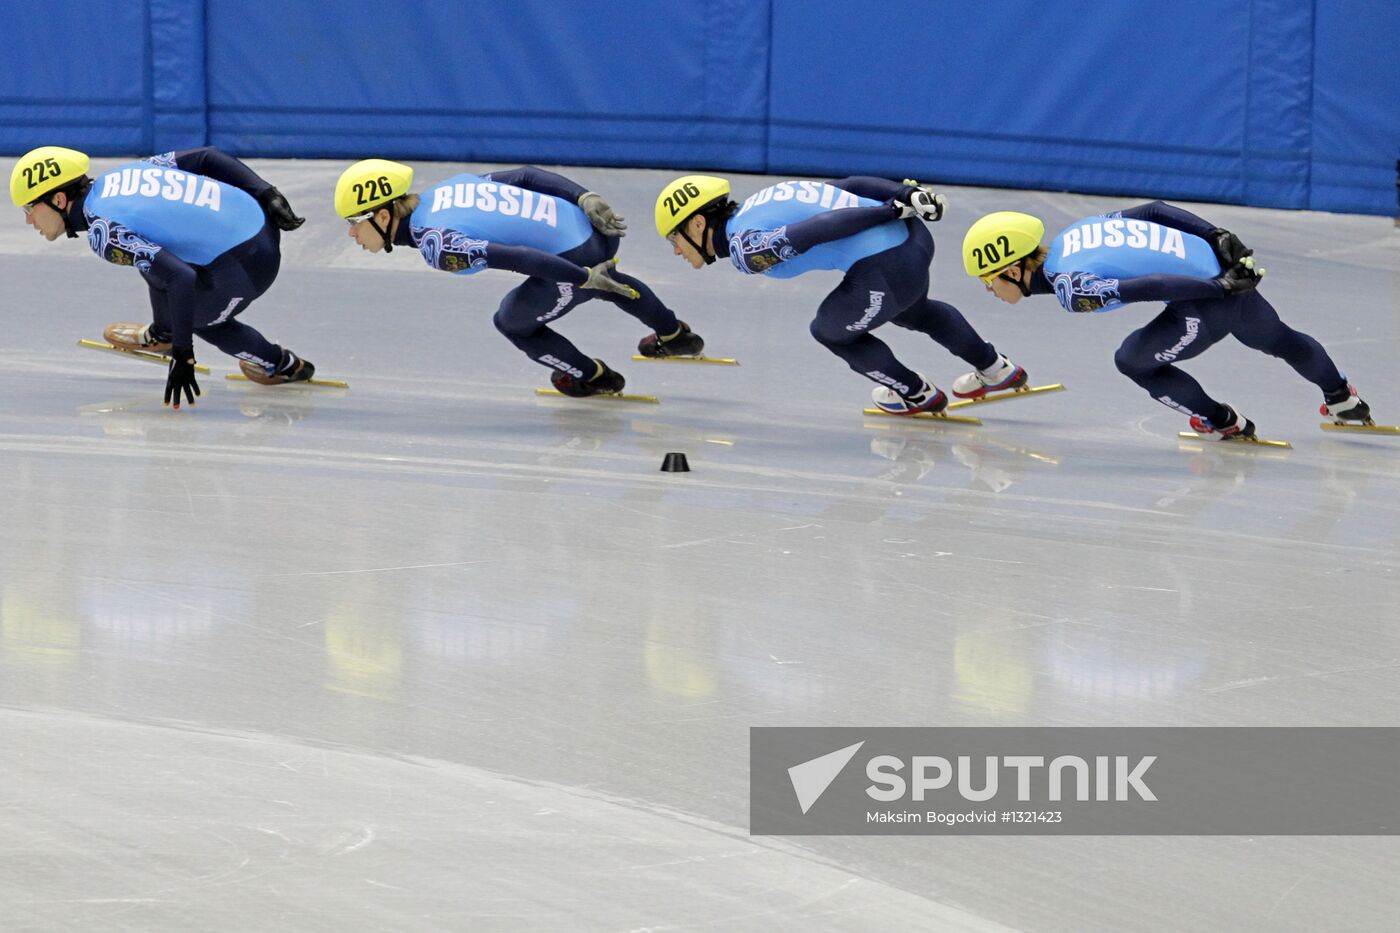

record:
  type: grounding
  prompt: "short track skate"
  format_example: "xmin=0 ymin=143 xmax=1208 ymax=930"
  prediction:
xmin=79 ymin=339 xmax=211 ymax=373
xmin=1177 ymin=431 xmax=1292 ymax=449
xmin=946 ymin=383 xmax=1065 ymax=409
xmin=536 ymin=388 xmax=658 ymax=403
xmin=630 ymin=354 xmax=739 ymax=365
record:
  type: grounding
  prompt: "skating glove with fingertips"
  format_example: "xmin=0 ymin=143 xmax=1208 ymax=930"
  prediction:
xmin=582 ymin=259 xmax=640 ymax=299
xmin=1209 ymin=227 xmax=1251 ymax=269
xmin=1213 ymin=255 xmax=1265 ymax=295
xmin=578 ymin=192 xmax=627 ymax=237
xmin=892 ymin=180 xmax=946 ymax=222
xmin=164 ymin=345 xmax=201 ymax=409
xmin=258 ymin=187 xmax=305 ymax=231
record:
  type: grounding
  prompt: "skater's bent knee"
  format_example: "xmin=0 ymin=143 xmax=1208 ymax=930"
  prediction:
xmin=493 ymin=308 xmax=537 ymax=337
xmin=809 ymin=319 xmax=860 ymax=347
xmin=1114 ymin=346 xmax=1155 ymax=377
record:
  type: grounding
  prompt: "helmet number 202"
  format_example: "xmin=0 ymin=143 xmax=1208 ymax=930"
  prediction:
xmin=663 ymin=182 xmax=702 ymax=217
xmin=21 ymin=158 xmax=63 ymax=190
xmin=972 ymin=235 xmax=1015 ymax=270
xmin=353 ymin=175 xmax=394 ymax=206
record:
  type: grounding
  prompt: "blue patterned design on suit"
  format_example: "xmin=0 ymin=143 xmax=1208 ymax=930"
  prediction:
xmin=415 ymin=226 xmax=490 ymax=275
xmin=1051 ymin=271 xmax=1123 ymax=313
xmin=86 ymin=215 xmax=164 ymax=274
xmin=144 ymin=152 xmax=178 ymax=168
xmin=728 ymin=225 xmax=798 ymax=275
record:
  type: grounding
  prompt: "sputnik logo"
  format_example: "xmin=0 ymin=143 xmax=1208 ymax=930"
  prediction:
xmin=787 ymin=741 xmax=864 ymax=814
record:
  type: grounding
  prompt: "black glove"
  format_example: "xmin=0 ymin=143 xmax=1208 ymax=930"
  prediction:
xmin=1213 ymin=255 xmax=1265 ymax=295
xmin=1209 ymin=227 xmax=1251 ymax=269
xmin=164 ymin=345 xmax=201 ymax=409
xmin=257 ymin=187 xmax=305 ymax=231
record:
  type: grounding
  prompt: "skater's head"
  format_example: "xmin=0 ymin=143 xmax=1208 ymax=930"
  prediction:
xmin=336 ymin=159 xmax=417 ymax=254
xmin=963 ymin=212 xmax=1048 ymax=304
xmin=11 ymin=147 xmax=92 ymax=241
xmin=655 ymin=175 xmax=735 ymax=269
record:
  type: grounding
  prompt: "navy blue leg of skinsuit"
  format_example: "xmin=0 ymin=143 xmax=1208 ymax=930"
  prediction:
xmin=147 ymin=224 xmax=289 ymax=371
xmin=492 ymin=231 xmax=682 ymax=377
xmin=808 ymin=223 xmax=1001 ymax=394
xmin=1113 ymin=290 xmax=1345 ymax=422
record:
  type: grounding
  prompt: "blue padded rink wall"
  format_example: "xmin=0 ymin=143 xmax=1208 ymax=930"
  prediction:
xmin=2 ymin=3 xmax=1400 ymax=932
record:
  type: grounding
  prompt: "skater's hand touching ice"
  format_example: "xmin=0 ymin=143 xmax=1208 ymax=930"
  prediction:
xmin=164 ymin=345 xmax=201 ymax=409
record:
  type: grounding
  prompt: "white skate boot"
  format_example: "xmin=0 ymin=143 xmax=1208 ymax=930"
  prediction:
xmin=952 ymin=354 xmax=1028 ymax=399
xmin=871 ymin=375 xmax=947 ymax=415
xmin=1188 ymin=406 xmax=1256 ymax=441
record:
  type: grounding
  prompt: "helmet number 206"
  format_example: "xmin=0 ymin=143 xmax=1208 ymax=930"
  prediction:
xmin=972 ymin=235 xmax=1015 ymax=270
xmin=21 ymin=158 xmax=63 ymax=190
xmin=353 ymin=175 xmax=394 ymax=206
xmin=663 ymin=182 xmax=702 ymax=217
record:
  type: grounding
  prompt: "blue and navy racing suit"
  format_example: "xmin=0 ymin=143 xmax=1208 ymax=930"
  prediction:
xmin=1030 ymin=201 xmax=1346 ymax=423
xmin=76 ymin=148 xmax=290 ymax=371
xmin=392 ymin=166 xmax=680 ymax=381
xmin=718 ymin=177 xmax=1000 ymax=398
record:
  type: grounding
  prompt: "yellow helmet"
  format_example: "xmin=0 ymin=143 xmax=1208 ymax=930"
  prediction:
xmin=654 ymin=174 xmax=731 ymax=238
xmin=334 ymin=159 xmax=414 ymax=218
xmin=10 ymin=146 xmax=90 ymax=207
xmin=963 ymin=211 xmax=1045 ymax=280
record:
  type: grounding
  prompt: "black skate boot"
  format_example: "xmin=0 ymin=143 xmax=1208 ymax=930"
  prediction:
xmin=637 ymin=321 xmax=704 ymax=359
xmin=1188 ymin=405 xmax=1256 ymax=441
xmin=551 ymin=359 xmax=626 ymax=397
xmin=1320 ymin=383 xmax=1372 ymax=424
xmin=240 ymin=350 xmax=315 ymax=385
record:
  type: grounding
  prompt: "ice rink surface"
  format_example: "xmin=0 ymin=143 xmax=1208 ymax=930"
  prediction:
xmin=1 ymin=160 xmax=1397 ymax=932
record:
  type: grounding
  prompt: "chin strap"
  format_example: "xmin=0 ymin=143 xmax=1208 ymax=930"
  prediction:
xmin=680 ymin=210 xmax=728 ymax=265
xmin=678 ymin=218 xmax=716 ymax=265
xmin=369 ymin=210 xmax=394 ymax=254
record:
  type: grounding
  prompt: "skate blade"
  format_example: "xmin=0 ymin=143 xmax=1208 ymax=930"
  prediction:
xmin=630 ymin=354 xmax=739 ymax=365
xmin=79 ymin=339 xmax=211 ymax=374
xmin=536 ymin=388 xmax=658 ymax=403
xmin=1178 ymin=431 xmax=1292 ymax=449
xmin=947 ymin=383 xmax=1065 ymax=409
xmin=225 ymin=373 xmax=350 ymax=389
xmin=863 ymin=408 xmax=982 ymax=425
xmin=1319 ymin=421 xmax=1400 ymax=435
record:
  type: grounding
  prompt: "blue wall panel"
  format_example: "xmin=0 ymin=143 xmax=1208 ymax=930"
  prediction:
xmin=1309 ymin=0 xmax=1400 ymax=214
xmin=1 ymin=1 xmax=150 ymax=155
xmin=1241 ymin=0 xmax=1313 ymax=208
xmin=204 ymin=0 xmax=770 ymax=170
xmin=768 ymin=0 xmax=1268 ymax=205
xmin=149 ymin=0 xmax=208 ymax=153
xmin=2 ymin=1 xmax=1395 ymax=216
